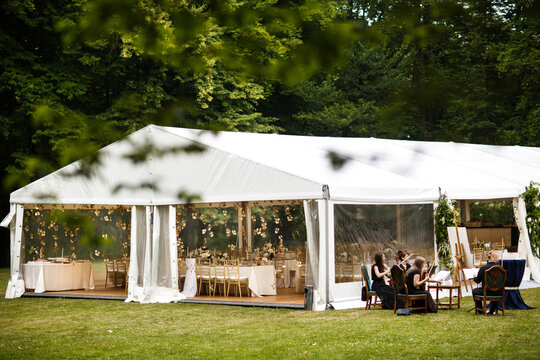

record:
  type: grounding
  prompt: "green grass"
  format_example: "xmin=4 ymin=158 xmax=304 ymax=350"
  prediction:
xmin=0 ymin=268 xmax=539 ymax=360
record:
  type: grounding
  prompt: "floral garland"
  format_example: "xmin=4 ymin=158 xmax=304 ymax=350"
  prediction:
xmin=523 ymin=182 xmax=540 ymax=258
xmin=434 ymin=193 xmax=459 ymax=270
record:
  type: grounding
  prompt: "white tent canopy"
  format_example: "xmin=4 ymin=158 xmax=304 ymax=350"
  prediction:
xmin=3 ymin=125 xmax=540 ymax=306
xmin=9 ymin=125 xmax=540 ymax=205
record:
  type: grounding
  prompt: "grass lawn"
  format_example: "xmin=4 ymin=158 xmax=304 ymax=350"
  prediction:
xmin=0 ymin=268 xmax=539 ymax=359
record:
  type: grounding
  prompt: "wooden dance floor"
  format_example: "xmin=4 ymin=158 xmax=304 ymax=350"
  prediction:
xmin=22 ymin=272 xmax=305 ymax=309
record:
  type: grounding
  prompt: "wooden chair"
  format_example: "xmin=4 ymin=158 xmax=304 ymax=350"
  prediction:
xmin=361 ymin=264 xmax=382 ymax=310
xmin=115 ymin=259 xmax=127 ymax=287
xmin=227 ymin=263 xmax=250 ymax=297
xmin=474 ymin=265 xmax=507 ymax=316
xmin=390 ymin=265 xmax=428 ymax=314
xmin=275 ymin=259 xmax=286 ymax=288
xmin=296 ymin=264 xmax=306 ymax=293
xmin=178 ymin=258 xmax=186 ymax=291
xmin=104 ymin=259 xmax=116 ymax=288
xmin=213 ymin=264 xmax=228 ymax=296
xmin=197 ymin=263 xmax=213 ymax=296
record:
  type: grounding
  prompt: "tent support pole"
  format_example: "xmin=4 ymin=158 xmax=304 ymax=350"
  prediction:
xmin=245 ymin=204 xmax=252 ymax=252
xmin=396 ymin=205 xmax=403 ymax=245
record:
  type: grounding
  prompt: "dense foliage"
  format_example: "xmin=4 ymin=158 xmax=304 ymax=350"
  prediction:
xmin=1 ymin=1 xmax=539 ymax=264
xmin=523 ymin=182 xmax=540 ymax=258
xmin=434 ymin=193 xmax=458 ymax=270
xmin=468 ymin=200 xmax=515 ymax=227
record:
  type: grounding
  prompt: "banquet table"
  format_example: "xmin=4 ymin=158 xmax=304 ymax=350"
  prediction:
xmin=244 ymin=265 xmax=276 ymax=297
xmin=23 ymin=260 xmax=95 ymax=293
xmin=497 ymin=259 xmax=533 ymax=310
xmin=279 ymin=259 xmax=298 ymax=288
xmin=179 ymin=264 xmax=276 ymax=297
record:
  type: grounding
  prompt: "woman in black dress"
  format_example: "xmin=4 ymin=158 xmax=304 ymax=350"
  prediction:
xmin=396 ymin=249 xmax=411 ymax=272
xmin=405 ymin=256 xmax=438 ymax=313
xmin=371 ymin=252 xmax=395 ymax=310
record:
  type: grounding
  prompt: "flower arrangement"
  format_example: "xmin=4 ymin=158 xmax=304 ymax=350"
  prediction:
xmin=261 ymin=242 xmax=275 ymax=260
xmin=434 ymin=192 xmax=457 ymax=270
xmin=523 ymin=182 xmax=540 ymax=258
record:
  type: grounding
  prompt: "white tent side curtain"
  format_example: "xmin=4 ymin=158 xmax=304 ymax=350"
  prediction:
xmin=5 ymin=205 xmax=25 ymax=298
xmin=304 ymin=200 xmax=322 ymax=310
xmin=514 ymin=198 xmax=540 ymax=282
xmin=127 ymin=205 xmax=185 ymax=304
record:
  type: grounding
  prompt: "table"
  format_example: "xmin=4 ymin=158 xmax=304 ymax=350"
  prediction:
xmin=278 ymin=259 xmax=298 ymax=288
xmin=178 ymin=264 xmax=276 ymax=297
xmin=245 ymin=265 xmax=276 ymax=297
xmin=428 ymin=284 xmax=461 ymax=309
xmin=498 ymin=259 xmax=533 ymax=310
xmin=23 ymin=261 xmax=95 ymax=293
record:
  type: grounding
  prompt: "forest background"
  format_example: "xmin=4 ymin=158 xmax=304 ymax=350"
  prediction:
xmin=0 ymin=0 xmax=539 ymax=266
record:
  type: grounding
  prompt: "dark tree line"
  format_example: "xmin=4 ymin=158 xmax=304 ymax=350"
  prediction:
xmin=1 ymin=0 xmax=538 ymax=265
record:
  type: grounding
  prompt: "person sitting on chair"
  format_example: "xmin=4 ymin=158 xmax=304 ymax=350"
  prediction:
xmin=396 ymin=249 xmax=411 ymax=272
xmin=405 ymin=256 xmax=438 ymax=313
xmin=371 ymin=252 xmax=395 ymax=310
xmin=473 ymin=250 xmax=501 ymax=315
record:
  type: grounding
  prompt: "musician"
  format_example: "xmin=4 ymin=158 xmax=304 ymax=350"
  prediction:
xmin=405 ymin=256 xmax=438 ymax=313
xmin=371 ymin=252 xmax=395 ymax=310
xmin=396 ymin=249 xmax=411 ymax=271
xmin=472 ymin=250 xmax=501 ymax=315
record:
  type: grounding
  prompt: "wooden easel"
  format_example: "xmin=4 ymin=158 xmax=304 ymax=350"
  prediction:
xmin=452 ymin=209 xmax=470 ymax=292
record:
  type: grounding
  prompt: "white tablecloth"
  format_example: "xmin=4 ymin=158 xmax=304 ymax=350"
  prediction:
xmin=23 ymin=261 xmax=95 ymax=293
xmin=179 ymin=264 xmax=276 ymax=297
xmin=281 ymin=259 xmax=298 ymax=288
xmin=181 ymin=259 xmax=197 ymax=297
xmin=244 ymin=265 xmax=276 ymax=297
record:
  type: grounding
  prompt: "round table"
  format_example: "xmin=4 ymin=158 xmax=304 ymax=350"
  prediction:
xmin=498 ymin=259 xmax=533 ymax=310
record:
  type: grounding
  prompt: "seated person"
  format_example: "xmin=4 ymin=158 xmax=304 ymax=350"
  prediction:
xmin=405 ymin=257 xmax=439 ymax=313
xmin=396 ymin=249 xmax=412 ymax=271
xmin=371 ymin=252 xmax=395 ymax=310
xmin=472 ymin=250 xmax=502 ymax=315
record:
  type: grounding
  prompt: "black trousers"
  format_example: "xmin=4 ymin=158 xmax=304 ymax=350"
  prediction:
xmin=472 ymin=287 xmax=501 ymax=312
xmin=410 ymin=289 xmax=438 ymax=313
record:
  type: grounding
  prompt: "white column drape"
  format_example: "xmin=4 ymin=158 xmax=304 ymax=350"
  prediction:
xmin=514 ymin=198 xmax=540 ymax=282
xmin=127 ymin=205 xmax=185 ymax=303
xmin=126 ymin=206 xmax=147 ymax=302
xmin=5 ymin=204 xmax=25 ymax=299
xmin=304 ymin=200 xmax=319 ymax=290
xmin=314 ymin=199 xmax=330 ymax=310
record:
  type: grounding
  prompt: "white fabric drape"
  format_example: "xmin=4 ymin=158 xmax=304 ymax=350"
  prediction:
xmin=304 ymin=200 xmax=318 ymax=289
xmin=126 ymin=205 xmax=185 ymax=303
xmin=304 ymin=199 xmax=328 ymax=310
xmin=126 ymin=206 xmax=147 ymax=302
xmin=314 ymin=199 xmax=330 ymax=310
xmin=5 ymin=204 xmax=25 ymax=299
xmin=181 ymin=258 xmax=197 ymax=297
xmin=514 ymin=198 xmax=540 ymax=282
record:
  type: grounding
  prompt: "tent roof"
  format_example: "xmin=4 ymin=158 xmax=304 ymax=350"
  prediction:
xmin=10 ymin=125 xmax=540 ymax=206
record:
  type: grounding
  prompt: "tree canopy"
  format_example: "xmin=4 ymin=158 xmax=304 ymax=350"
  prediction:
xmin=1 ymin=1 xmax=539 ymax=264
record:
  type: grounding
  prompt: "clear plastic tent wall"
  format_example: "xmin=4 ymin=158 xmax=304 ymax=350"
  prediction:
xmin=329 ymin=202 xmax=435 ymax=304
xmin=334 ymin=204 xmax=435 ymax=273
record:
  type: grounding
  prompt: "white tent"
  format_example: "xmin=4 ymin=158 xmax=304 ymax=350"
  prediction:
xmin=3 ymin=125 xmax=540 ymax=308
